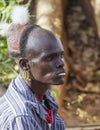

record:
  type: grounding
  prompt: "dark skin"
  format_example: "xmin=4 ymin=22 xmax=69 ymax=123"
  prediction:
xmin=19 ymin=29 xmax=66 ymax=100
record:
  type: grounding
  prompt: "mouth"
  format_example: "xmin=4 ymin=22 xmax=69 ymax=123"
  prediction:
xmin=57 ymin=72 xmax=66 ymax=76
xmin=56 ymin=71 xmax=66 ymax=77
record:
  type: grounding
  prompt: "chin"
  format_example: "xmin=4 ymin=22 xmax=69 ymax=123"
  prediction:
xmin=55 ymin=81 xmax=64 ymax=85
xmin=52 ymin=78 xmax=65 ymax=85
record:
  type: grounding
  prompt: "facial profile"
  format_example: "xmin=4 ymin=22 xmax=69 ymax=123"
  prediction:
xmin=20 ymin=27 xmax=66 ymax=85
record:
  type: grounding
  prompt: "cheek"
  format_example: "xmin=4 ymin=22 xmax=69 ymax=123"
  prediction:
xmin=41 ymin=65 xmax=53 ymax=75
xmin=42 ymin=61 xmax=56 ymax=73
xmin=30 ymin=62 xmax=55 ymax=79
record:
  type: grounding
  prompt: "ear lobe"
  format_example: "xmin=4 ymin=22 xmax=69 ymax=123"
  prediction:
xmin=19 ymin=58 xmax=29 ymax=69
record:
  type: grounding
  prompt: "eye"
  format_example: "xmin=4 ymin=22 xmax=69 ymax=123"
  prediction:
xmin=45 ymin=53 xmax=58 ymax=61
xmin=60 ymin=52 xmax=64 ymax=58
xmin=46 ymin=55 xmax=55 ymax=61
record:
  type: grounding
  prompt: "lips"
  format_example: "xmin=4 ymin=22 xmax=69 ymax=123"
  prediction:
xmin=57 ymin=72 xmax=66 ymax=76
xmin=56 ymin=70 xmax=66 ymax=77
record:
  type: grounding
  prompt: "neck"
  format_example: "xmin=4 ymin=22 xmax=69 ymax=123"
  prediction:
xmin=26 ymin=79 xmax=49 ymax=100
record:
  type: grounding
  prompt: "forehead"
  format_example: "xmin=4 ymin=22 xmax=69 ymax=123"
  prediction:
xmin=26 ymin=30 xmax=64 ymax=58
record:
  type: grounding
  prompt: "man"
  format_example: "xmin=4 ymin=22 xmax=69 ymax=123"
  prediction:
xmin=0 ymin=5 xmax=66 ymax=130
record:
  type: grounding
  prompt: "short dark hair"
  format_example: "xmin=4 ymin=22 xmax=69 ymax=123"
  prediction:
xmin=19 ymin=24 xmax=40 ymax=57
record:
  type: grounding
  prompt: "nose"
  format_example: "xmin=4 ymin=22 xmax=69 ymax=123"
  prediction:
xmin=56 ymin=57 xmax=64 ymax=68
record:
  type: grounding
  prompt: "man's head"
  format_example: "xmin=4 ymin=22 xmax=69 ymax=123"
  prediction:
xmin=1 ymin=5 xmax=66 ymax=86
xmin=18 ymin=25 xmax=66 ymax=85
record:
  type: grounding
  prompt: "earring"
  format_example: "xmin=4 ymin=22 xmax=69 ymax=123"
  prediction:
xmin=22 ymin=70 xmax=31 ymax=81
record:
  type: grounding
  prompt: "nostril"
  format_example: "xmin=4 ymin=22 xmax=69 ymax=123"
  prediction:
xmin=56 ymin=59 xmax=64 ymax=68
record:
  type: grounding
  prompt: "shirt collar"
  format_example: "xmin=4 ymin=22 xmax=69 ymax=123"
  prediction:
xmin=12 ymin=74 xmax=58 ymax=119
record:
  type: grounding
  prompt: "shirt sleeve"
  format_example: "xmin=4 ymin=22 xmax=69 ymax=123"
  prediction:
xmin=7 ymin=115 xmax=39 ymax=130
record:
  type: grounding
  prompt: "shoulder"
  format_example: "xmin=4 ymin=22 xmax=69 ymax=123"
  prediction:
xmin=1 ymin=115 xmax=39 ymax=130
xmin=0 ymin=96 xmax=38 ymax=129
xmin=0 ymin=88 xmax=32 ymax=120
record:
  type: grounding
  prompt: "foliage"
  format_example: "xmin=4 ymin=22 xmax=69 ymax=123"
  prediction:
xmin=0 ymin=0 xmax=17 ymax=22
xmin=0 ymin=0 xmax=18 ymax=84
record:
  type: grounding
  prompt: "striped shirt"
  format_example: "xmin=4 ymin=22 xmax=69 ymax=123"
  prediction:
xmin=0 ymin=74 xmax=65 ymax=130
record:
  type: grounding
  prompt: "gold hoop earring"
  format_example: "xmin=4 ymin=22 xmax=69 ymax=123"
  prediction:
xmin=22 ymin=70 xmax=31 ymax=81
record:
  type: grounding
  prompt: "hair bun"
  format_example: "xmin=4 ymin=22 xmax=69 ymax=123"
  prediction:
xmin=11 ymin=5 xmax=30 ymax=25
xmin=6 ymin=5 xmax=31 ymax=57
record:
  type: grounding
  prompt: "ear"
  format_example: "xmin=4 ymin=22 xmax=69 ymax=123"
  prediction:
xmin=19 ymin=58 xmax=29 ymax=70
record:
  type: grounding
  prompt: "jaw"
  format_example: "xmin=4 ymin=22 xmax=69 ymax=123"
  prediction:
xmin=30 ymin=71 xmax=65 ymax=86
xmin=44 ymin=76 xmax=65 ymax=85
xmin=52 ymin=77 xmax=65 ymax=85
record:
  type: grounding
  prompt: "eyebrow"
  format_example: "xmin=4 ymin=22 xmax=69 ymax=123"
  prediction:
xmin=42 ymin=51 xmax=64 ymax=57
